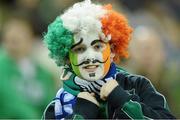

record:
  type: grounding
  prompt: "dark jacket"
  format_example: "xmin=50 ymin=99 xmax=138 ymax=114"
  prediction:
xmin=43 ymin=72 xmax=175 ymax=119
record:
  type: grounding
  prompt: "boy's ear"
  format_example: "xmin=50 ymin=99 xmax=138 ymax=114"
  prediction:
xmin=110 ymin=44 xmax=115 ymax=62
xmin=65 ymin=54 xmax=71 ymax=65
xmin=110 ymin=52 xmax=115 ymax=62
xmin=65 ymin=59 xmax=71 ymax=65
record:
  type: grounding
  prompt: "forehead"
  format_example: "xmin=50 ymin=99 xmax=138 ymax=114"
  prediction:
xmin=73 ymin=29 xmax=100 ymax=45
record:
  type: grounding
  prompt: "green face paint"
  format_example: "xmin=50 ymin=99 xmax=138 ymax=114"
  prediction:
xmin=69 ymin=50 xmax=82 ymax=77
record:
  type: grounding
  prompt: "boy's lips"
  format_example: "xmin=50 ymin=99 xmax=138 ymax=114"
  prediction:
xmin=82 ymin=65 xmax=99 ymax=72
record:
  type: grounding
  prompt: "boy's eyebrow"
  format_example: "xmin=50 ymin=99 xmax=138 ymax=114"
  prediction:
xmin=71 ymin=38 xmax=83 ymax=49
xmin=91 ymin=40 xmax=106 ymax=46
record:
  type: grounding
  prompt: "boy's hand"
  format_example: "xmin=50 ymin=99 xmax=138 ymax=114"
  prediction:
xmin=78 ymin=92 xmax=99 ymax=106
xmin=73 ymin=92 xmax=100 ymax=118
xmin=100 ymin=80 xmax=119 ymax=100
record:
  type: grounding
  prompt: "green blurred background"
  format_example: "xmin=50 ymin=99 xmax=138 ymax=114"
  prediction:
xmin=0 ymin=0 xmax=179 ymax=119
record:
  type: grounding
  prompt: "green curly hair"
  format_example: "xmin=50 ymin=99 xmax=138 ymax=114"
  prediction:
xmin=44 ymin=17 xmax=73 ymax=66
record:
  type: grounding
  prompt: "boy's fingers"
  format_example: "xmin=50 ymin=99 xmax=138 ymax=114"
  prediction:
xmin=91 ymin=92 xmax=95 ymax=96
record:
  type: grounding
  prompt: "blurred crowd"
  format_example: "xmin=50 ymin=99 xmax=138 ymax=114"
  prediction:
xmin=0 ymin=0 xmax=179 ymax=118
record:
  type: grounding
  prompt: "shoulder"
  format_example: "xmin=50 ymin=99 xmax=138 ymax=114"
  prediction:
xmin=115 ymin=71 xmax=153 ymax=92
xmin=0 ymin=52 xmax=16 ymax=73
xmin=115 ymin=71 xmax=167 ymax=104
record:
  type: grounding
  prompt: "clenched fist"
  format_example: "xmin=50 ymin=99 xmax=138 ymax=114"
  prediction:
xmin=77 ymin=92 xmax=100 ymax=106
xmin=100 ymin=80 xmax=119 ymax=100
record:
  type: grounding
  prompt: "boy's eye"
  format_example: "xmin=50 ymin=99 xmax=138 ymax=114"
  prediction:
xmin=93 ymin=43 xmax=106 ymax=51
xmin=72 ymin=46 xmax=86 ymax=53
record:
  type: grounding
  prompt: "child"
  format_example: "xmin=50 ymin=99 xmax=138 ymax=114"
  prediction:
xmin=43 ymin=0 xmax=175 ymax=119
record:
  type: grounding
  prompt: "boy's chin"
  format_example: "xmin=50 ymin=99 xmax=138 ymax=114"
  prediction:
xmin=81 ymin=74 xmax=105 ymax=82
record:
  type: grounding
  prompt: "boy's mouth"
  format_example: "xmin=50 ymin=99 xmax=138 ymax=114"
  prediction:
xmin=83 ymin=65 xmax=99 ymax=72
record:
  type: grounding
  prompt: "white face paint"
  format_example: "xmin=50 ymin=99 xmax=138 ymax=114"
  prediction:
xmin=69 ymin=30 xmax=111 ymax=81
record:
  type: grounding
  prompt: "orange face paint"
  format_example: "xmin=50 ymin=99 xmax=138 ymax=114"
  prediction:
xmin=102 ymin=43 xmax=111 ymax=76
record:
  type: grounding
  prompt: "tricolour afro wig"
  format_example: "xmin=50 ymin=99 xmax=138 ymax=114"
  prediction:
xmin=44 ymin=0 xmax=132 ymax=66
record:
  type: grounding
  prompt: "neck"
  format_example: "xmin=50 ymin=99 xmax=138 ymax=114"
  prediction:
xmin=63 ymin=62 xmax=117 ymax=96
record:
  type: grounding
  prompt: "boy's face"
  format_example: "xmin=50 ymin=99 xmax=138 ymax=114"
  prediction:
xmin=69 ymin=32 xmax=111 ymax=81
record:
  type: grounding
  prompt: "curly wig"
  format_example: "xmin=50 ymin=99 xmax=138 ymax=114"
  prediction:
xmin=44 ymin=17 xmax=73 ymax=66
xmin=101 ymin=4 xmax=133 ymax=63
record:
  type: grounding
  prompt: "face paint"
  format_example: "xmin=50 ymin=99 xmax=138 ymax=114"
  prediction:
xmin=69 ymin=31 xmax=111 ymax=81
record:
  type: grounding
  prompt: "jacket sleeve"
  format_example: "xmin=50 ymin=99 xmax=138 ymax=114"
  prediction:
xmin=107 ymin=74 xmax=175 ymax=119
xmin=43 ymin=98 xmax=99 ymax=120
xmin=65 ymin=97 xmax=99 ymax=119
xmin=42 ymin=101 xmax=56 ymax=119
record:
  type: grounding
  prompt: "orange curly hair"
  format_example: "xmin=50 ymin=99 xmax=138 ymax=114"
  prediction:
xmin=101 ymin=4 xmax=133 ymax=63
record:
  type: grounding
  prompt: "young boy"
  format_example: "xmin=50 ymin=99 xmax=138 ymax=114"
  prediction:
xmin=43 ymin=0 xmax=175 ymax=119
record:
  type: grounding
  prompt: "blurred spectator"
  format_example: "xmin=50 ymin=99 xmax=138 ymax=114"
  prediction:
xmin=0 ymin=0 xmax=80 ymax=36
xmin=121 ymin=2 xmax=180 ymax=117
xmin=0 ymin=17 xmax=56 ymax=118
xmin=127 ymin=26 xmax=165 ymax=86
